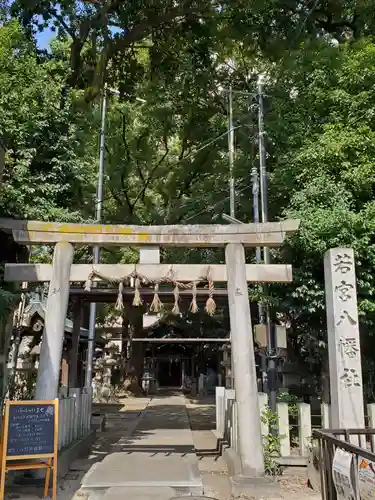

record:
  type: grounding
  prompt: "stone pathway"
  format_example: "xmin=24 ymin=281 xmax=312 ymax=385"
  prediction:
xmin=4 ymin=393 xmax=321 ymax=500
xmin=80 ymin=394 xmax=202 ymax=497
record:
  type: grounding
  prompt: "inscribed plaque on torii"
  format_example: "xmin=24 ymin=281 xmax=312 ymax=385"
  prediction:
xmin=324 ymin=248 xmax=365 ymax=430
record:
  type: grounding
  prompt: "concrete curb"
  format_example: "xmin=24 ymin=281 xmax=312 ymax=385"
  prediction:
xmin=223 ymin=448 xmax=282 ymax=498
xmin=58 ymin=429 xmax=97 ymax=479
xmin=230 ymin=474 xmax=280 ymax=498
xmin=222 ymin=447 xmax=242 ymax=477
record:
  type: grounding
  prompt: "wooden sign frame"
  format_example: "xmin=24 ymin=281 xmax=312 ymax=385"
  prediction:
xmin=0 ymin=399 xmax=59 ymax=500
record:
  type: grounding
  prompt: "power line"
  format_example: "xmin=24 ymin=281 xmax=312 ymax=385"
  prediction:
xmin=91 ymin=0 xmax=321 ymax=219
xmin=182 ymin=181 xmax=250 ymax=223
xmin=289 ymin=0 xmax=321 ymax=50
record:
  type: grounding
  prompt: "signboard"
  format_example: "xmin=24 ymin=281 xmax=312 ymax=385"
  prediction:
xmin=358 ymin=456 xmax=375 ymax=500
xmin=332 ymin=448 xmax=356 ymax=500
xmin=7 ymin=402 xmax=55 ymax=457
xmin=0 ymin=400 xmax=59 ymax=500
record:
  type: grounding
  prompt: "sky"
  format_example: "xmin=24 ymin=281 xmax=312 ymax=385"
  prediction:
xmin=35 ymin=24 xmax=122 ymax=51
xmin=36 ymin=27 xmax=55 ymax=50
xmin=6 ymin=0 xmax=122 ymax=50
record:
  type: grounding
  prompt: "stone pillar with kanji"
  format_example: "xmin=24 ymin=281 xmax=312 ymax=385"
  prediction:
xmin=324 ymin=248 xmax=365 ymax=431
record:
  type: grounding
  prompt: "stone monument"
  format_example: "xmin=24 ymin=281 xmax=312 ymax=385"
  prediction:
xmin=324 ymin=248 xmax=365 ymax=431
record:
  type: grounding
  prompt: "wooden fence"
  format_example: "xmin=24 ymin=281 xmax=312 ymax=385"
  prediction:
xmin=215 ymin=387 xmax=375 ymax=465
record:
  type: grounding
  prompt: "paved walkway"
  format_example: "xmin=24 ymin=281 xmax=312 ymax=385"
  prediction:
xmin=81 ymin=395 xmax=203 ymax=498
xmin=4 ymin=393 xmax=321 ymax=500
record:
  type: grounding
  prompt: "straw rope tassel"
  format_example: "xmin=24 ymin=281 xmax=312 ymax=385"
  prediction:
xmin=190 ymin=282 xmax=199 ymax=313
xmin=115 ymin=282 xmax=124 ymax=311
xmin=150 ymin=283 xmax=163 ymax=313
xmin=84 ymin=272 xmax=94 ymax=292
xmin=172 ymin=283 xmax=180 ymax=315
xmin=205 ymin=270 xmax=216 ymax=316
xmin=132 ymin=277 xmax=143 ymax=306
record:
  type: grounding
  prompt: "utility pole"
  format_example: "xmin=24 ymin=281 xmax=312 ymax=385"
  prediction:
xmin=228 ymin=85 xmax=235 ymax=218
xmin=257 ymin=75 xmax=277 ymax=416
xmin=85 ymin=84 xmax=107 ymax=388
xmin=84 ymin=86 xmax=145 ymax=389
xmin=251 ymin=165 xmax=264 ymax=323
xmin=227 ymin=85 xmax=235 ymax=389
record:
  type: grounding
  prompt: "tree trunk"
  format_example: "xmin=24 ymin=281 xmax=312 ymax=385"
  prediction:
xmin=121 ymin=309 xmax=129 ymax=361
xmin=121 ymin=306 xmax=145 ymax=395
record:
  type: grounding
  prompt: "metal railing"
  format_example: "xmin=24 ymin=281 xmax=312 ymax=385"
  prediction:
xmin=313 ymin=428 xmax=375 ymax=500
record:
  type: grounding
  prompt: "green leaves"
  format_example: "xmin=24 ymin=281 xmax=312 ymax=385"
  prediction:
xmin=0 ymin=20 xmax=98 ymax=222
xmin=258 ymin=39 xmax=375 ymax=395
xmin=2 ymin=2 xmax=375 ymax=397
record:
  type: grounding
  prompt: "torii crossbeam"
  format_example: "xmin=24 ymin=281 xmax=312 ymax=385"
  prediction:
xmin=4 ymin=263 xmax=293 ymax=283
xmin=1 ymin=219 xmax=299 ymax=247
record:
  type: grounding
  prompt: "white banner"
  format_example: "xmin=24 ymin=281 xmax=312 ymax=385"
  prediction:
xmin=358 ymin=456 xmax=375 ymax=500
xmin=333 ymin=448 xmax=356 ymax=500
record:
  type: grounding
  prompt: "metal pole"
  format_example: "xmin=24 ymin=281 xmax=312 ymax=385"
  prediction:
xmin=257 ymin=75 xmax=277 ymax=416
xmin=85 ymin=84 xmax=107 ymax=388
xmin=258 ymin=76 xmax=268 ymax=230
xmin=251 ymin=165 xmax=264 ymax=325
xmin=228 ymin=85 xmax=235 ymax=218
xmin=227 ymin=85 xmax=236 ymax=389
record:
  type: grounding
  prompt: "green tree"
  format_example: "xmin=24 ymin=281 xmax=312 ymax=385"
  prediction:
xmin=259 ymin=40 xmax=375 ymax=400
xmin=0 ymin=21 xmax=98 ymax=222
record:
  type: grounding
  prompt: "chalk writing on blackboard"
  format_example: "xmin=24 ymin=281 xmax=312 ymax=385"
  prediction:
xmin=7 ymin=403 xmax=55 ymax=457
xmin=0 ymin=399 xmax=59 ymax=500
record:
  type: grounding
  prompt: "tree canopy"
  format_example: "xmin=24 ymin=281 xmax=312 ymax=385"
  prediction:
xmin=1 ymin=0 xmax=375 ymax=397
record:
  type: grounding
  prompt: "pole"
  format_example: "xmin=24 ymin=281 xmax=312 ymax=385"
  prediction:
xmin=257 ymin=75 xmax=277 ymax=416
xmin=227 ymin=85 xmax=236 ymax=389
xmin=85 ymin=84 xmax=107 ymax=388
xmin=251 ymin=165 xmax=264 ymax=323
xmin=228 ymin=85 xmax=235 ymax=218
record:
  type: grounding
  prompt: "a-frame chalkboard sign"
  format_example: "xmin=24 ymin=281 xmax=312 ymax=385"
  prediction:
xmin=0 ymin=399 xmax=59 ymax=500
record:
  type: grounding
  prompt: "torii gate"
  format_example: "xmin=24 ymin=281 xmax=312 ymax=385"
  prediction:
xmin=2 ymin=218 xmax=300 ymax=477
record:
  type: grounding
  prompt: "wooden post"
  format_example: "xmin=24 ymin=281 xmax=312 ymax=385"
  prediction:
xmin=60 ymin=356 xmax=69 ymax=388
xmin=68 ymin=299 xmax=82 ymax=388
xmin=225 ymin=243 xmax=264 ymax=476
xmin=35 ymin=242 xmax=73 ymax=400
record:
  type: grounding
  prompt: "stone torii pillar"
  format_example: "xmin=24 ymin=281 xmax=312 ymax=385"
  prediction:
xmin=35 ymin=242 xmax=73 ymax=400
xmin=225 ymin=243 xmax=264 ymax=476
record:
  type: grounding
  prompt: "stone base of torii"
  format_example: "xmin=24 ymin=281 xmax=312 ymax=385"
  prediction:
xmin=2 ymin=218 xmax=300 ymax=481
